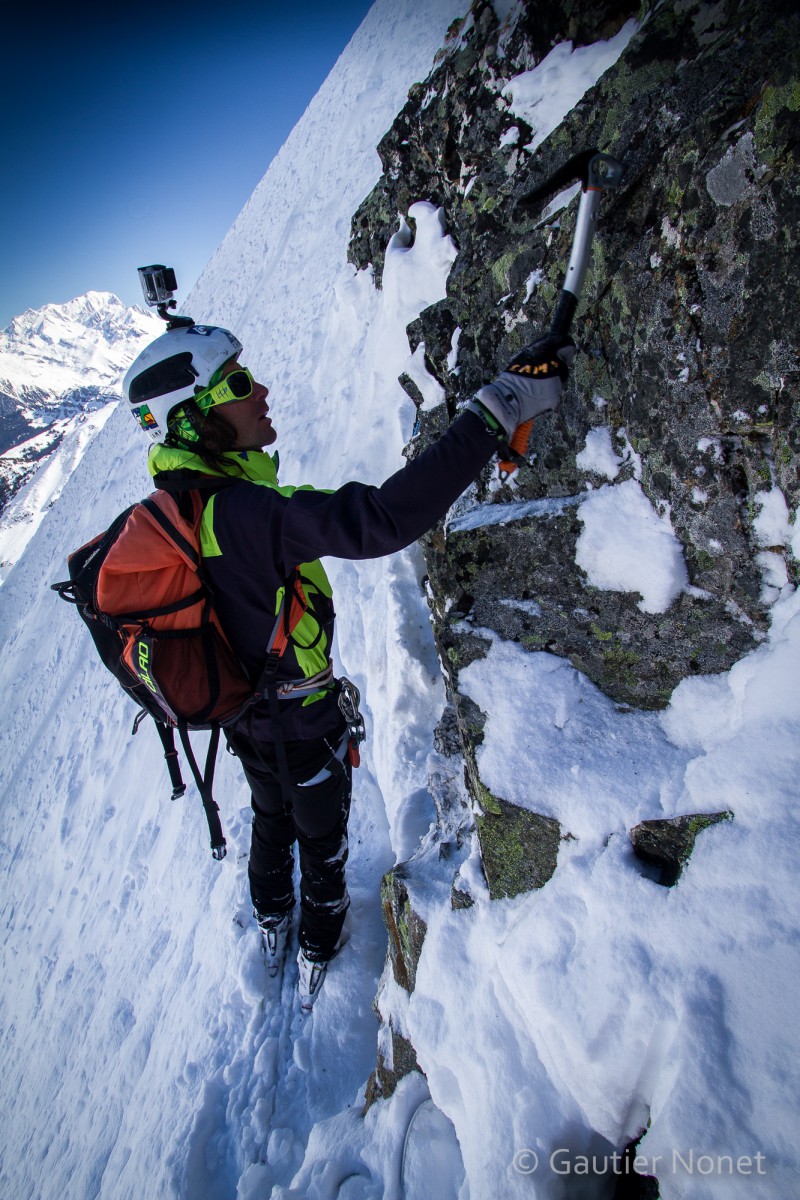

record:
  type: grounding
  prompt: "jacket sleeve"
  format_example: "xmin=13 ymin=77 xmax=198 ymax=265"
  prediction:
xmin=279 ymin=411 xmax=498 ymax=566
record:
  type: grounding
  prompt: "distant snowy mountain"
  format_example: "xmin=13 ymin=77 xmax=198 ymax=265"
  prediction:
xmin=0 ymin=292 xmax=159 ymax=575
xmin=0 ymin=291 xmax=158 ymax=425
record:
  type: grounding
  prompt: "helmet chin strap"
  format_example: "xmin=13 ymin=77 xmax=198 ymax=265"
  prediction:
xmin=164 ymin=400 xmax=205 ymax=447
xmin=185 ymin=400 xmax=207 ymax=438
xmin=166 ymin=400 xmax=244 ymax=461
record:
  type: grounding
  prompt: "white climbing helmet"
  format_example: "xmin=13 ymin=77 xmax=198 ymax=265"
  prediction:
xmin=124 ymin=324 xmax=243 ymax=442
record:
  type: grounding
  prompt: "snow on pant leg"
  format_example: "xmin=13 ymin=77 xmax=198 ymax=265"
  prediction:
xmin=227 ymin=726 xmax=351 ymax=939
xmin=228 ymin=732 xmax=296 ymax=917
xmin=291 ymin=761 xmax=352 ymax=962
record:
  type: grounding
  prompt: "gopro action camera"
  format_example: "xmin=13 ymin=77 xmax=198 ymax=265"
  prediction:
xmin=137 ymin=265 xmax=193 ymax=329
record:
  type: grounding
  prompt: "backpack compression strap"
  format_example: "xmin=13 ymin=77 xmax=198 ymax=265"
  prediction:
xmin=177 ymin=724 xmax=226 ymax=859
xmin=139 ymin=712 xmax=186 ymax=800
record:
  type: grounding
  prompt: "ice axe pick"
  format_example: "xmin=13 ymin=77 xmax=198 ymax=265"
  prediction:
xmin=497 ymin=148 xmax=624 ymax=481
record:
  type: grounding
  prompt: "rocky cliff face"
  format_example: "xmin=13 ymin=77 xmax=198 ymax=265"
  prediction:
xmin=350 ymin=0 xmax=799 ymax=1113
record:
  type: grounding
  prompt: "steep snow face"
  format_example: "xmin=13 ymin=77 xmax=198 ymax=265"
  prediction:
xmin=0 ymin=400 xmax=119 ymax=586
xmin=0 ymin=2 xmax=467 ymax=1199
xmin=189 ymin=0 xmax=464 ymax=464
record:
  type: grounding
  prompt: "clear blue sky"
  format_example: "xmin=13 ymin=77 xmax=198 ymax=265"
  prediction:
xmin=1 ymin=0 xmax=375 ymax=328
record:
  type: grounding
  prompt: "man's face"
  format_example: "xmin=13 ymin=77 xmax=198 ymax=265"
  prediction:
xmin=216 ymin=360 xmax=277 ymax=450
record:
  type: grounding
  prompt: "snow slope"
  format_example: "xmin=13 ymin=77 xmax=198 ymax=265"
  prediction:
xmin=0 ymin=3 xmax=466 ymax=1199
xmin=0 ymin=400 xmax=118 ymax=585
xmin=1 ymin=1 xmax=799 ymax=1198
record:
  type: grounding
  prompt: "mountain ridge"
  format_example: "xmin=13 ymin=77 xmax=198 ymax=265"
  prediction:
xmin=0 ymin=290 xmax=159 ymax=405
xmin=0 ymin=289 xmax=160 ymax=538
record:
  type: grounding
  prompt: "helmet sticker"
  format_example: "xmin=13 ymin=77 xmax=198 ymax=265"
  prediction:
xmin=132 ymin=404 xmax=159 ymax=431
xmin=188 ymin=325 xmax=240 ymax=351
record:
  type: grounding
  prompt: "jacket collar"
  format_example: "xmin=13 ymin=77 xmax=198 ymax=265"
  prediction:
xmin=147 ymin=442 xmax=280 ymax=487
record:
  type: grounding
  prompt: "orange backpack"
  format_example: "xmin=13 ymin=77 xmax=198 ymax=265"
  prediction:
xmin=52 ymin=487 xmax=311 ymax=858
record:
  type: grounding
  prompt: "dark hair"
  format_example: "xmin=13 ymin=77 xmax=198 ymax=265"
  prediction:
xmin=164 ymin=402 xmax=244 ymax=476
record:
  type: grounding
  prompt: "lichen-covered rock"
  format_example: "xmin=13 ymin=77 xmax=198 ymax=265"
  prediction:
xmin=629 ymin=811 xmax=734 ymax=886
xmin=350 ymin=0 xmax=799 ymax=722
xmin=353 ymin=0 xmax=797 ymax=914
xmin=445 ymin=665 xmax=563 ymax=898
xmin=476 ymin=795 xmax=562 ymax=899
xmin=380 ymin=866 xmax=428 ymax=993
xmin=349 ymin=0 xmax=795 ymax=1163
xmin=363 ymin=1024 xmax=423 ymax=1113
xmin=425 ymin=512 xmax=757 ymax=709
xmin=451 ymin=880 xmax=475 ymax=909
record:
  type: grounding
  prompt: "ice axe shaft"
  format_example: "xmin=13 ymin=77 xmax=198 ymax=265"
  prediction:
xmin=498 ymin=150 xmax=624 ymax=480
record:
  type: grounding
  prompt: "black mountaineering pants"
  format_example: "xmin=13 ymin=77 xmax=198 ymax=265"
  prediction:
xmin=227 ymin=726 xmax=352 ymax=962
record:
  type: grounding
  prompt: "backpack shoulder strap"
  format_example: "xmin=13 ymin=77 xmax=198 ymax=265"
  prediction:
xmin=140 ymin=493 xmax=201 ymax=568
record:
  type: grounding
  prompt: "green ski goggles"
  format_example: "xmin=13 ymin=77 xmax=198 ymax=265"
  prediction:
xmin=166 ymin=365 xmax=259 ymax=444
xmin=194 ymin=366 xmax=256 ymax=415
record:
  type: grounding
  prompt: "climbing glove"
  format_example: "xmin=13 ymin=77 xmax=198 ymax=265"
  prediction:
xmin=468 ymin=334 xmax=576 ymax=437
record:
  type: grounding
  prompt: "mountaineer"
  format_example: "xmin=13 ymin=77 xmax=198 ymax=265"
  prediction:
xmin=123 ymin=319 xmax=573 ymax=1008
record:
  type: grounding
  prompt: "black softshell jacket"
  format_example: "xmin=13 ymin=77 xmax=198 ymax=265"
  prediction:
xmin=153 ymin=411 xmax=498 ymax=741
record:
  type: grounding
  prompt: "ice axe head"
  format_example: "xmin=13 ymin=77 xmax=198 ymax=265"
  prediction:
xmin=515 ymin=147 xmax=625 ymax=331
xmin=515 ymin=148 xmax=624 ymax=212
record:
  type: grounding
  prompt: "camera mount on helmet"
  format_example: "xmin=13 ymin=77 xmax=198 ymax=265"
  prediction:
xmin=137 ymin=264 xmax=195 ymax=330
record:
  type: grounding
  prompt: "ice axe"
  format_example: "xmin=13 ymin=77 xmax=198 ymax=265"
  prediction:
xmin=497 ymin=148 xmax=624 ymax=481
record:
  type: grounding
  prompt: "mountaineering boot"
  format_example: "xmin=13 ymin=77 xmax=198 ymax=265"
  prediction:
xmin=296 ymin=911 xmax=351 ymax=1011
xmin=297 ymin=950 xmax=329 ymax=1011
xmin=255 ymin=911 xmax=291 ymax=978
